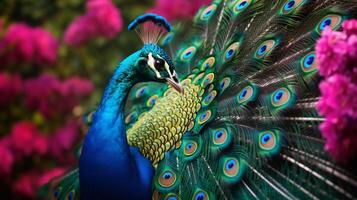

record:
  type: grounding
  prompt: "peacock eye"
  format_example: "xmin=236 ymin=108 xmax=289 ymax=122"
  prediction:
xmin=138 ymin=58 xmax=147 ymax=66
xmin=154 ymin=58 xmax=166 ymax=71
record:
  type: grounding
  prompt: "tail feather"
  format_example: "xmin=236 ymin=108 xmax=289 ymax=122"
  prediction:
xmin=150 ymin=0 xmax=357 ymax=199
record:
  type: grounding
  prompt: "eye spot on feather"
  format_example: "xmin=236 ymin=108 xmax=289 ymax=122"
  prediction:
xmin=161 ymin=32 xmax=175 ymax=45
xmin=285 ymin=0 xmax=295 ymax=10
xmin=135 ymin=86 xmax=148 ymax=98
xmin=232 ymin=0 xmax=252 ymax=14
xmin=193 ymin=73 xmax=205 ymax=84
xmin=67 ymin=191 xmax=74 ymax=200
xmin=255 ymin=40 xmax=276 ymax=59
xmin=219 ymin=78 xmax=231 ymax=93
xmin=223 ymin=158 xmax=239 ymax=177
xmin=213 ymin=128 xmax=228 ymax=145
xmin=180 ymin=46 xmax=197 ymax=61
xmin=237 ymin=85 xmax=256 ymax=104
xmin=165 ymin=193 xmax=180 ymax=200
xmin=158 ymin=170 xmax=177 ymax=188
xmin=301 ymin=52 xmax=317 ymax=73
xmin=198 ymin=110 xmax=212 ymax=125
xmin=54 ymin=188 xmax=61 ymax=198
xmin=202 ymin=90 xmax=217 ymax=107
xmin=317 ymin=14 xmax=343 ymax=34
xmin=147 ymin=95 xmax=159 ymax=107
xmin=259 ymin=131 xmax=276 ymax=150
xmin=193 ymin=190 xmax=209 ymax=200
xmin=281 ymin=0 xmax=305 ymax=14
xmin=125 ymin=111 xmax=137 ymax=124
xmin=271 ymin=87 xmax=291 ymax=107
xmin=201 ymin=57 xmax=216 ymax=70
xmin=184 ymin=141 xmax=198 ymax=156
xmin=201 ymin=4 xmax=217 ymax=20
xmin=201 ymin=73 xmax=215 ymax=87
xmin=224 ymin=42 xmax=240 ymax=62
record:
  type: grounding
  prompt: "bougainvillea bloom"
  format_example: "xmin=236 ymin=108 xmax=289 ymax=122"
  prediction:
xmin=317 ymin=75 xmax=357 ymax=118
xmin=24 ymin=73 xmax=93 ymax=118
xmin=48 ymin=120 xmax=81 ymax=161
xmin=10 ymin=121 xmax=40 ymax=156
xmin=317 ymin=19 xmax=357 ymax=163
xmin=148 ymin=0 xmax=211 ymax=21
xmin=0 ymin=73 xmax=22 ymax=106
xmin=0 ymin=138 xmax=14 ymax=175
xmin=0 ymin=23 xmax=59 ymax=65
xmin=64 ymin=0 xmax=123 ymax=46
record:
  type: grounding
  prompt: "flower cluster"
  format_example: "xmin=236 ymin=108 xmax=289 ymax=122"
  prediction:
xmin=12 ymin=168 xmax=65 ymax=198
xmin=148 ymin=0 xmax=211 ymax=21
xmin=316 ymin=19 xmax=357 ymax=163
xmin=24 ymin=74 xmax=93 ymax=118
xmin=64 ymin=0 xmax=123 ymax=46
xmin=0 ymin=23 xmax=59 ymax=65
xmin=0 ymin=73 xmax=22 ymax=106
xmin=0 ymin=120 xmax=81 ymax=198
xmin=0 ymin=16 xmax=93 ymax=199
xmin=0 ymin=120 xmax=82 ymax=196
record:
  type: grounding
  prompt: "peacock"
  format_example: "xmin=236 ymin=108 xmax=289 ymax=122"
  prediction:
xmin=42 ymin=0 xmax=357 ymax=199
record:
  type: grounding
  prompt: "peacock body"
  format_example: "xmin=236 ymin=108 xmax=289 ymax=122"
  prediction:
xmin=46 ymin=0 xmax=357 ymax=199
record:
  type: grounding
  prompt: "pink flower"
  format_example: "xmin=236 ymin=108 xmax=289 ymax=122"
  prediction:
xmin=148 ymin=0 xmax=211 ymax=21
xmin=37 ymin=167 xmax=65 ymax=186
xmin=316 ymin=28 xmax=348 ymax=77
xmin=61 ymin=76 xmax=94 ymax=99
xmin=64 ymin=16 xmax=94 ymax=46
xmin=33 ymin=134 xmax=48 ymax=156
xmin=317 ymin=19 xmax=357 ymax=163
xmin=24 ymin=73 xmax=62 ymax=118
xmin=320 ymin=114 xmax=357 ymax=163
xmin=317 ymin=20 xmax=357 ymax=80
xmin=0 ymin=23 xmax=35 ymax=63
xmin=342 ymin=19 xmax=357 ymax=37
xmin=9 ymin=121 xmax=48 ymax=158
xmin=64 ymin=0 xmax=123 ymax=46
xmin=0 ymin=18 xmax=4 ymax=34
xmin=0 ymin=73 xmax=22 ymax=106
xmin=24 ymin=73 xmax=93 ymax=118
xmin=12 ymin=168 xmax=65 ymax=198
xmin=317 ymin=75 xmax=357 ymax=117
xmin=0 ymin=23 xmax=58 ymax=65
xmin=32 ymin=27 xmax=59 ymax=64
xmin=10 ymin=121 xmax=38 ymax=156
xmin=12 ymin=173 xmax=37 ymax=198
xmin=0 ymin=138 xmax=14 ymax=175
xmin=86 ymin=0 xmax=123 ymax=38
xmin=48 ymin=120 xmax=81 ymax=160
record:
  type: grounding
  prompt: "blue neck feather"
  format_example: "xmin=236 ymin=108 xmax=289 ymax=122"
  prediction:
xmin=79 ymin=51 xmax=154 ymax=200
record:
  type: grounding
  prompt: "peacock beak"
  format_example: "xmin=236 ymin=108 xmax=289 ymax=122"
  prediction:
xmin=165 ymin=77 xmax=184 ymax=94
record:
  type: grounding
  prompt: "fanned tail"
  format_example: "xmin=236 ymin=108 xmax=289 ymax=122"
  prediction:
xmin=144 ymin=0 xmax=357 ymax=199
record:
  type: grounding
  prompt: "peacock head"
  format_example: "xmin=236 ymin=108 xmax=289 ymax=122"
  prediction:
xmin=129 ymin=13 xmax=183 ymax=94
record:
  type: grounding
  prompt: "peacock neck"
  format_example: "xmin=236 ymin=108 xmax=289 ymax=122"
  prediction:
xmin=95 ymin=51 xmax=140 ymax=128
xmin=80 ymin=51 xmax=153 ymax=199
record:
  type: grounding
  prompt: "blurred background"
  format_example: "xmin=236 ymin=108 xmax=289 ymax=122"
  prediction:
xmin=0 ymin=0 xmax=210 ymax=199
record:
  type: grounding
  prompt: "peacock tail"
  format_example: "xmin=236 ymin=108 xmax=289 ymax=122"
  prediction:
xmin=44 ymin=0 xmax=357 ymax=199
xmin=124 ymin=0 xmax=357 ymax=199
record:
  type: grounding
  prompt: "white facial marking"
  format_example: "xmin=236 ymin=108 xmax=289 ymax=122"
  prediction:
xmin=157 ymin=55 xmax=174 ymax=80
xmin=148 ymin=53 xmax=162 ymax=79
